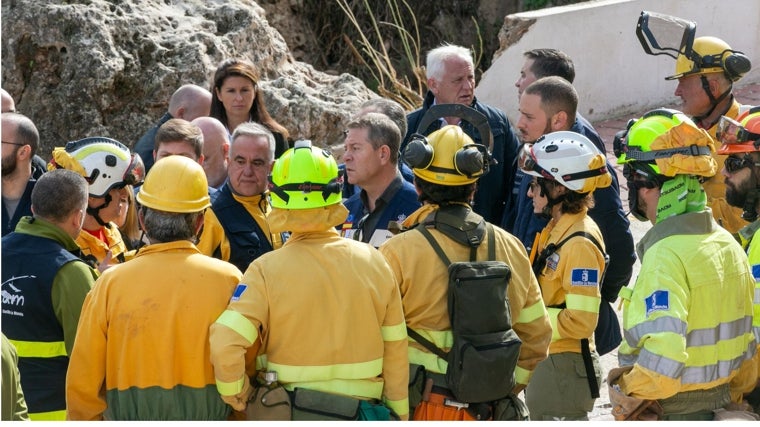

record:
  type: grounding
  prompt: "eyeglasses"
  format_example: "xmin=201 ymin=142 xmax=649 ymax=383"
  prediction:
xmin=717 ymin=116 xmax=760 ymax=146
xmin=2 ymin=141 xmax=25 ymax=147
xmin=724 ymin=155 xmax=760 ymax=173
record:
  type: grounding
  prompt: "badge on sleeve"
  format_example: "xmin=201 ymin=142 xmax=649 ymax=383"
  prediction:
xmin=231 ymin=284 xmax=248 ymax=302
xmin=570 ymin=268 xmax=598 ymax=287
xmin=645 ymin=290 xmax=669 ymax=317
xmin=752 ymin=264 xmax=760 ymax=282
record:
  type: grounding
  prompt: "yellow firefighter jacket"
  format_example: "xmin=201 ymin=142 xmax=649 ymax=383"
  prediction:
xmin=209 ymin=229 xmax=409 ymax=419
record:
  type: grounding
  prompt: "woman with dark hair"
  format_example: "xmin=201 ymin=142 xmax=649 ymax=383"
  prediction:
xmin=210 ymin=58 xmax=290 ymax=158
xmin=519 ymin=131 xmax=612 ymax=421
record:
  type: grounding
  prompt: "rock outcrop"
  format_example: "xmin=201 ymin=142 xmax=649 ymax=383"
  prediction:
xmin=1 ymin=0 xmax=375 ymax=160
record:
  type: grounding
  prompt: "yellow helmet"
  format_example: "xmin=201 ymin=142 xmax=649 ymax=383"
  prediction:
xmin=665 ymin=36 xmax=750 ymax=82
xmin=137 ymin=155 xmax=210 ymax=213
xmin=269 ymin=140 xmax=342 ymax=209
xmin=404 ymin=125 xmax=487 ymax=186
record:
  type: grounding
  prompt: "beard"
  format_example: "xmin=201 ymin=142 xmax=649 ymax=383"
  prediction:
xmin=1 ymin=151 xmax=17 ymax=177
xmin=725 ymin=177 xmax=755 ymax=208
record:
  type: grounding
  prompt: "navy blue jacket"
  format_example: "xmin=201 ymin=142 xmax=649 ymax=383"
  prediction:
xmin=2 ymin=233 xmax=81 ymax=416
xmin=210 ymin=183 xmax=273 ymax=273
xmin=2 ymin=179 xmax=35 ymax=237
xmin=403 ymin=92 xmax=520 ymax=224
xmin=340 ymin=176 xmax=420 ymax=247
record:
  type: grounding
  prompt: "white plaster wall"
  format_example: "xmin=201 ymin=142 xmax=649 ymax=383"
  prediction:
xmin=476 ymin=0 xmax=760 ymax=124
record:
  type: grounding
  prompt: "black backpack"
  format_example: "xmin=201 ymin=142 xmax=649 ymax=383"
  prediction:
xmin=407 ymin=212 xmax=522 ymax=404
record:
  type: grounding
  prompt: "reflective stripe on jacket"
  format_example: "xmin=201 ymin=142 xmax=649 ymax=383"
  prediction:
xmin=618 ymin=210 xmax=756 ymax=400
xmin=65 ymin=241 xmax=242 ymax=420
xmin=210 ymin=229 xmax=409 ymax=419
xmin=533 ymin=210 xmax=603 ymax=354
xmin=378 ymin=205 xmax=551 ymax=388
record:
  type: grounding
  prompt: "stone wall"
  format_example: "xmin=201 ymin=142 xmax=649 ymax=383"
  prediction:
xmin=1 ymin=0 xmax=375 ymax=160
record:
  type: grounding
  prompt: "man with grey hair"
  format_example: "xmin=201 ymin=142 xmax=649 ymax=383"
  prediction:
xmin=133 ymin=84 xmax=212 ymax=173
xmin=2 ymin=112 xmax=40 ymax=236
xmin=402 ymin=43 xmax=521 ymax=224
xmin=192 ymin=116 xmax=230 ymax=189
xmin=2 ymin=169 xmax=97 ymax=420
xmin=197 ymin=122 xmax=283 ymax=272
xmin=66 ymin=156 xmax=242 ymax=420
xmin=340 ymin=113 xmax=420 ymax=247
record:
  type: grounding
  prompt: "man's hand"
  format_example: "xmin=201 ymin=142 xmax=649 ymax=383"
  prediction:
xmin=221 ymin=376 xmax=254 ymax=412
xmin=607 ymin=366 xmax=663 ymax=421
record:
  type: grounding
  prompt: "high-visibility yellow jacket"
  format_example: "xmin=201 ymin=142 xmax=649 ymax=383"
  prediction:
xmin=196 ymin=192 xmax=282 ymax=263
xmin=618 ymin=210 xmax=757 ymax=401
xmin=738 ymin=218 xmax=760 ymax=392
xmin=66 ymin=241 xmax=242 ymax=420
xmin=533 ymin=210 xmax=603 ymax=354
xmin=378 ymin=206 xmax=552 ymax=390
xmin=209 ymin=229 xmax=409 ymax=419
xmin=76 ymin=222 xmax=129 ymax=267
xmin=702 ymin=99 xmax=748 ymax=234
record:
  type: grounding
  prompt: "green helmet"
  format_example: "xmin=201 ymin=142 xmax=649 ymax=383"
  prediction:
xmin=269 ymin=140 xmax=342 ymax=209
xmin=614 ymin=108 xmax=716 ymax=179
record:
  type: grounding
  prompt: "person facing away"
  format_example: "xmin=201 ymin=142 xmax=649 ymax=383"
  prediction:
xmin=47 ymin=137 xmax=145 ymax=272
xmin=1 ymin=333 xmax=29 ymax=421
xmin=402 ymin=43 xmax=521 ymax=224
xmin=133 ymin=83 xmax=212 ymax=173
xmin=1 ymin=169 xmax=98 ymax=420
xmin=66 ymin=156 xmax=243 ymax=420
xmin=210 ymin=58 xmax=291 ymax=158
xmin=504 ymin=76 xmax=635 ymax=356
xmin=339 ymin=112 xmax=420 ymax=247
xmin=611 ymin=108 xmax=757 ymax=420
xmin=379 ymin=123 xmax=552 ymax=420
xmin=196 ymin=121 xmax=284 ymax=273
xmin=715 ymin=107 xmax=760 ymax=412
xmin=2 ymin=112 xmax=40 ymax=236
xmin=209 ymin=140 xmax=409 ymax=420
xmin=519 ymin=131 xmax=612 ymax=420
xmin=662 ymin=36 xmax=753 ymax=234
xmin=192 ymin=116 xmax=230 ymax=189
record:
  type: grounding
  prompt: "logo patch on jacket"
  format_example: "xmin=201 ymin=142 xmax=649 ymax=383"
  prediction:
xmin=231 ymin=284 xmax=247 ymax=302
xmin=570 ymin=268 xmax=598 ymax=287
xmin=752 ymin=264 xmax=760 ymax=282
xmin=645 ymin=290 xmax=669 ymax=317
xmin=546 ymin=253 xmax=560 ymax=271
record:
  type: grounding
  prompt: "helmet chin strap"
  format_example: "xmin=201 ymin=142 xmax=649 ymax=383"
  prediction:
xmin=534 ymin=180 xmax=565 ymax=221
xmin=86 ymin=193 xmax=112 ymax=227
xmin=694 ymin=75 xmax=732 ymax=127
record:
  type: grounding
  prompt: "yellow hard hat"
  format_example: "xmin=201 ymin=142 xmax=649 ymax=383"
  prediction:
xmin=404 ymin=125 xmax=486 ymax=186
xmin=666 ymin=36 xmax=749 ymax=82
xmin=137 ymin=155 xmax=210 ymax=213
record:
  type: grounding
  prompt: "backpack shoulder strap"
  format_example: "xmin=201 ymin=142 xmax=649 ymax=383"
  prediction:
xmin=556 ymin=231 xmax=604 ymax=254
xmin=417 ymin=224 xmax=452 ymax=266
xmin=406 ymin=327 xmax=448 ymax=360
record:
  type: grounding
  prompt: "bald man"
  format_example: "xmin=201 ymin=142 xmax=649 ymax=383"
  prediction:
xmin=2 ymin=88 xmax=16 ymax=113
xmin=133 ymin=84 xmax=212 ymax=173
xmin=192 ymin=116 xmax=229 ymax=189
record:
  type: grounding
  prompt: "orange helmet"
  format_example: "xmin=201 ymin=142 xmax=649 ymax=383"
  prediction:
xmin=716 ymin=107 xmax=760 ymax=154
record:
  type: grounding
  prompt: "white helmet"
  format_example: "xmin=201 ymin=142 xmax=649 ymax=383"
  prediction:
xmin=49 ymin=137 xmax=145 ymax=197
xmin=519 ymin=131 xmax=611 ymax=193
